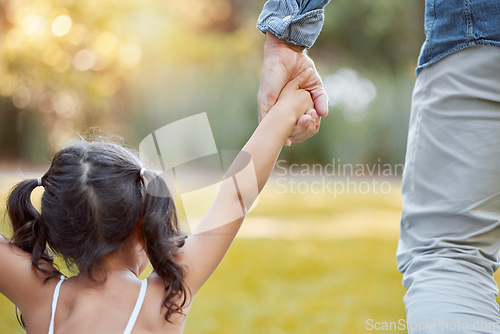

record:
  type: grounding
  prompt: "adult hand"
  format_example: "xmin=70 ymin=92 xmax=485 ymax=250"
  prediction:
xmin=258 ymin=32 xmax=328 ymax=145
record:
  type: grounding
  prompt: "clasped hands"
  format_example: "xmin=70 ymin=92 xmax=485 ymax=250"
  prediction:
xmin=258 ymin=32 xmax=329 ymax=145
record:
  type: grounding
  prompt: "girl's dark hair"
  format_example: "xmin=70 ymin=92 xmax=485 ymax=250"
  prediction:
xmin=6 ymin=140 xmax=189 ymax=321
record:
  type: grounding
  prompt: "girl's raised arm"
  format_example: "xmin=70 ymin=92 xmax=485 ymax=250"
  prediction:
xmin=178 ymin=68 xmax=317 ymax=294
xmin=0 ymin=235 xmax=43 ymax=308
xmin=0 ymin=180 xmax=58 ymax=312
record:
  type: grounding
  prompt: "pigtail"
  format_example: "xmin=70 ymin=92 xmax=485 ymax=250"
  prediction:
xmin=6 ymin=179 xmax=58 ymax=277
xmin=140 ymin=172 xmax=190 ymax=322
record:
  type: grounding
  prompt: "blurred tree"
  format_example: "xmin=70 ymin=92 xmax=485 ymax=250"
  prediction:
xmin=165 ymin=0 xmax=260 ymax=33
xmin=0 ymin=0 xmax=150 ymax=156
xmin=314 ymin=0 xmax=425 ymax=71
xmin=0 ymin=0 xmax=262 ymax=160
xmin=0 ymin=0 xmax=424 ymax=167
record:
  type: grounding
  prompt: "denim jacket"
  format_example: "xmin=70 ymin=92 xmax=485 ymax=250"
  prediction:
xmin=417 ymin=0 xmax=500 ymax=74
xmin=258 ymin=0 xmax=500 ymax=75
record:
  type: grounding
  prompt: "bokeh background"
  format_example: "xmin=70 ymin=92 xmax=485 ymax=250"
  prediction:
xmin=0 ymin=0 xmax=424 ymax=164
xmin=0 ymin=0 xmax=442 ymax=333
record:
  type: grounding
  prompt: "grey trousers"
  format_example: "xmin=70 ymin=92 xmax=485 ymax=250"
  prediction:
xmin=397 ymin=46 xmax=500 ymax=333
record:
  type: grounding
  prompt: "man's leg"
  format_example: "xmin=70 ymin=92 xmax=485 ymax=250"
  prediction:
xmin=397 ymin=46 xmax=500 ymax=333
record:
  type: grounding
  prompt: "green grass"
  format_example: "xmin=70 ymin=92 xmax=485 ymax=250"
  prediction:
xmin=184 ymin=238 xmax=406 ymax=334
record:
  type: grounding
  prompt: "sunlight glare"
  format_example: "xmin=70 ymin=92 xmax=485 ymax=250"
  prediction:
xmin=52 ymin=15 xmax=72 ymax=37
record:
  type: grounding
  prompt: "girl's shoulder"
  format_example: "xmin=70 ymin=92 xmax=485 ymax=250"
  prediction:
xmin=143 ymin=272 xmax=190 ymax=313
xmin=0 ymin=236 xmax=60 ymax=313
xmin=16 ymin=274 xmax=66 ymax=333
xmin=140 ymin=272 xmax=191 ymax=330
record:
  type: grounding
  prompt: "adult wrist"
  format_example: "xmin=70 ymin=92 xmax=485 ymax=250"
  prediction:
xmin=265 ymin=32 xmax=306 ymax=54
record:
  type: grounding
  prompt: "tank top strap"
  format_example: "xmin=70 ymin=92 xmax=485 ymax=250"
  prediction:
xmin=48 ymin=275 xmax=66 ymax=334
xmin=122 ymin=279 xmax=148 ymax=334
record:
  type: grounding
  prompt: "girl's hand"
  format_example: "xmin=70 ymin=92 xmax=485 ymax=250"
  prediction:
xmin=276 ymin=68 xmax=315 ymax=115
xmin=269 ymin=68 xmax=317 ymax=138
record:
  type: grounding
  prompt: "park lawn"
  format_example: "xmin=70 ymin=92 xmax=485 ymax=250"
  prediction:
xmin=184 ymin=237 xmax=407 ymax=334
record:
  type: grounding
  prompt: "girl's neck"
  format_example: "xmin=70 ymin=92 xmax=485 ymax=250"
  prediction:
xmin=70 ymin=231 xmax=148 ymax=284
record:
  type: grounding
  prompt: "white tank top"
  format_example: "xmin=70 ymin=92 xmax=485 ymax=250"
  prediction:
xmin=48 ymin=275 xmax=148 ymax=334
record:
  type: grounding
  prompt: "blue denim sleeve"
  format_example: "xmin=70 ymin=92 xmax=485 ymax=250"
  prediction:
xmin=257 ymin=0 xmax=331 ymax=48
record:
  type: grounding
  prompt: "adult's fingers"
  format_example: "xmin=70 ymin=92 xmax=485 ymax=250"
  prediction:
xmin=303 ymin=67 xmax=329 ymax=117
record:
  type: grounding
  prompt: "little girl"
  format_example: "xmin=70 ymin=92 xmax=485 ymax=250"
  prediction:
xmin=0 ymin=69 xmax=318 ymax=333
